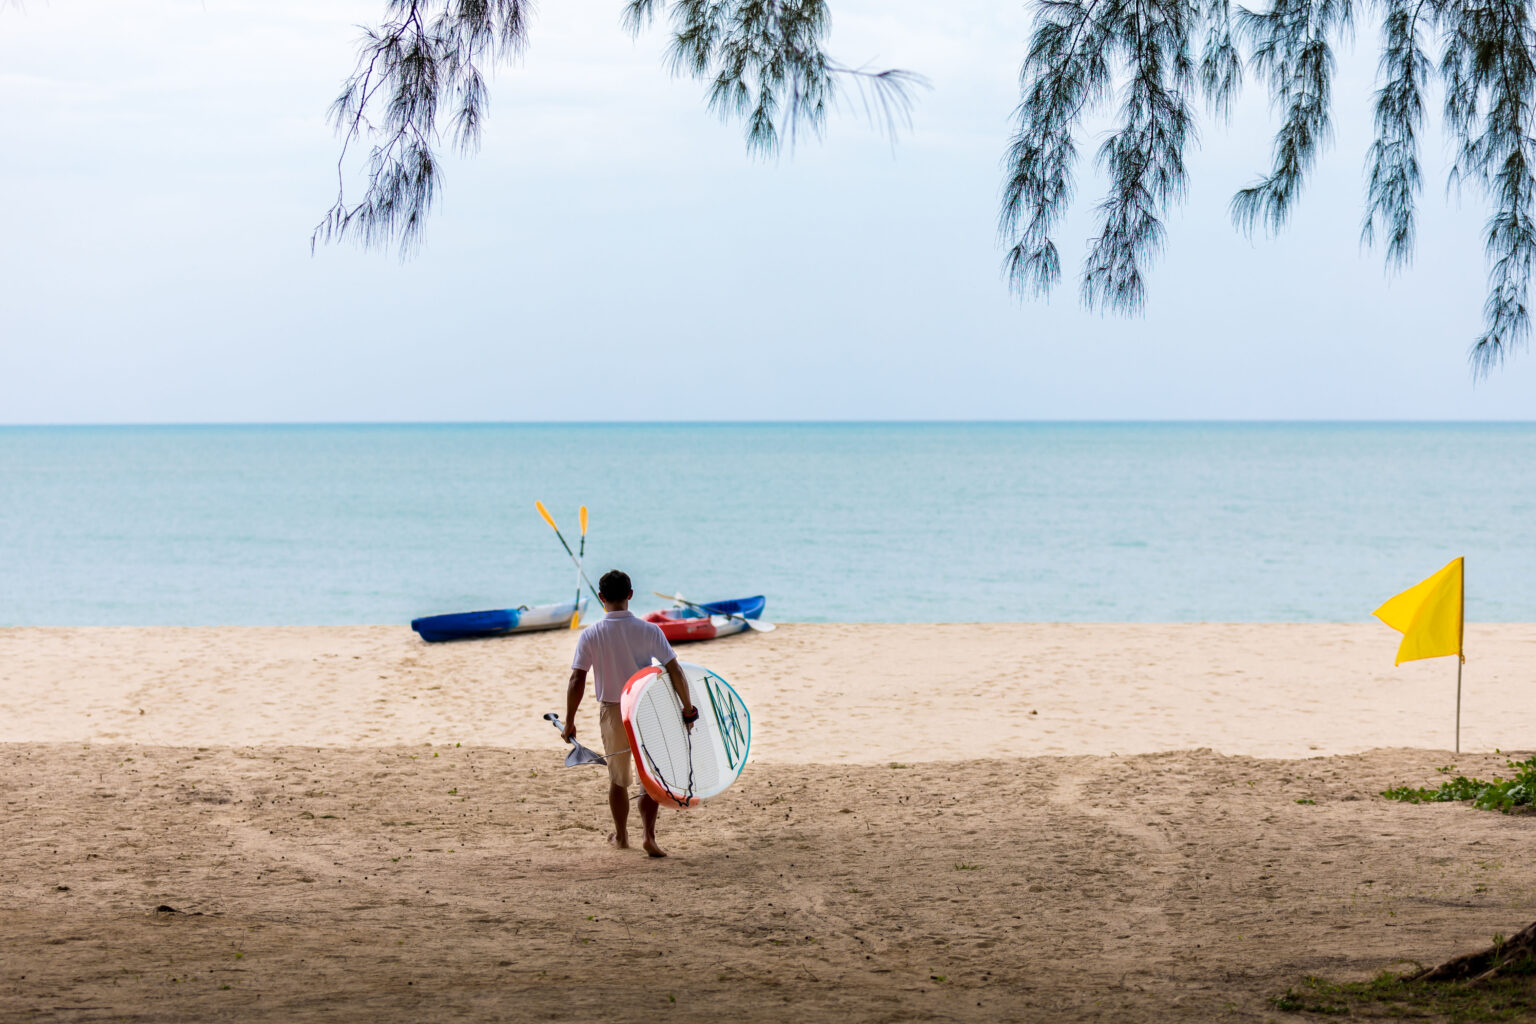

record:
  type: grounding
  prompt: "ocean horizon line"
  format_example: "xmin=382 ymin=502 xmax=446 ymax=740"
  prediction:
xmin=4 ymin=418 xmax=1536 ymax=429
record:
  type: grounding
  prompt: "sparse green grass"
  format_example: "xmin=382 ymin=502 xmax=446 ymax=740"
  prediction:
xmin=1383 ymin=756 xmax=1536 ymax=814
xmin=954 ymin=862 xmax=982 ymax=871
xmin=1273 ymin=967 xmax=1536 ymax=1022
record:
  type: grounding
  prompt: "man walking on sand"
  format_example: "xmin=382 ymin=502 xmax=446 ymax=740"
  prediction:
xmin=564 ymin=570 xmax=695 ymax=858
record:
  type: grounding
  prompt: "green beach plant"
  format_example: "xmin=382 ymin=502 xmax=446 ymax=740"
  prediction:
xmin=325 ymin=0 xmax=1536 ymax=370
xmin=1382 ymin=756 xmax=1536 ymax=813
xmin=1273 ymin=957 xmax=1536 ymax=1022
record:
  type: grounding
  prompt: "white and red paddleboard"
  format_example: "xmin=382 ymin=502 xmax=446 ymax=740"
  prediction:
xmin=620 ymin=660 xmax=751 ymax=809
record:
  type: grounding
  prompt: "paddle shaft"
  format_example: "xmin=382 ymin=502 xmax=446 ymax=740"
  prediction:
xmin=570 ymin=507 xmax=587 ymax=629
xmin=538 ymin=503 xmax=601 ymax=601
xmin=655 ymin=591 xmax=737 ymax=619
xmin=652 ymin=591 xmax=771 ymax=630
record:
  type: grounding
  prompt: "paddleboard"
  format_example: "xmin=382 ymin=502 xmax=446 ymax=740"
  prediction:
xmin=620 ymin=660 xmax=750 ymax=809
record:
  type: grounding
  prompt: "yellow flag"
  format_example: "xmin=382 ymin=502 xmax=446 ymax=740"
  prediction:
xmin=1373 ymin=557 xmax=1464 ymax=666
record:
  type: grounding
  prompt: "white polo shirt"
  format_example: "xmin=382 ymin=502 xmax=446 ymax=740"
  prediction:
xmin=571 ymin=610 xmax=676 ymax=703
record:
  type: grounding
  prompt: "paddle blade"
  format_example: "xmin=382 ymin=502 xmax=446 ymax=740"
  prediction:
xmin=565 ymin=742 xmax=607 ymax=768
xmin=746 ymin=619 xmax=777 ymax=632
xmin=545 ymin=711 xmax=607 ymax=766
xmin=579 ymin=505 xmax=588 ymax=535
xmin=535 ymin=501 xmax=558 ymax=531
xmin=569 ymin=610 xmax=580 ymax=630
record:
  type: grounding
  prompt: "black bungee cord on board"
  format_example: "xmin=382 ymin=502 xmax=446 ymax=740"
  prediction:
xmin=637 ymin=675 xmax=698 ymax=808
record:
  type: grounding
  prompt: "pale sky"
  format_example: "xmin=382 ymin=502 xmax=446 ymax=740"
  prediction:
xmin=1 ymin=0 xmax=1532 ymax=422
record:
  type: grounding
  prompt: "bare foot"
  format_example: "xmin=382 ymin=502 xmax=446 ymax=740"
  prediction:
xmin=642 ymin=837 xmax=667 ymax=858
xmin=608 ymin=831 xmax=629 ymax=850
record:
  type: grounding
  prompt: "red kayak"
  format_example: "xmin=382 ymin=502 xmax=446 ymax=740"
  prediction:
xmin=644 ymin=610 xmax=750 ymax=643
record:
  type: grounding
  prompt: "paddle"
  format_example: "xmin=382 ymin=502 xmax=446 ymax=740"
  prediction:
xmin=569 ymin=505 xmax=588 ymax=630
xmin=543 ymin=712 xmax=607 ymax=767
xmin=536 ymin=501 xmax=601 ymax=602
xmin=653 ymin=591 xmax=777 ymax=633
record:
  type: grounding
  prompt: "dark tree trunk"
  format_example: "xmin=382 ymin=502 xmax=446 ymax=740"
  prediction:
xmin=1410 ymin=920 xmax=1536 ymax=983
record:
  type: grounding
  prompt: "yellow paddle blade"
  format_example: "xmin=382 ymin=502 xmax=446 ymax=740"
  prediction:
xmin=535 ymin=500 xmax=557 ymax=531
xmin=569 ymin=610 xmax=580 ymax=629
xmin=579 ymin=505 xmax=588 ymax=535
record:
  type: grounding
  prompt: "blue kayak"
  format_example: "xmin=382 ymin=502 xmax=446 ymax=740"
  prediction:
xmin=674 ymin=595 xmax=766 ymax=620
xmin=411 ymin=598 xmax=586 ymax=642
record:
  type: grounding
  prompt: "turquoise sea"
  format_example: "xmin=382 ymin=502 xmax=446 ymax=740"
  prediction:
xmin=2 ymin=423 xmax=1533 ymax=625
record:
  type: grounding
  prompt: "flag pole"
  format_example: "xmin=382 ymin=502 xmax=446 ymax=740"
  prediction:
xmin=1455 ymin=657 xmax=1462 ymax=754
xmin=1456 ymin=562 xmax=1465 ymax=754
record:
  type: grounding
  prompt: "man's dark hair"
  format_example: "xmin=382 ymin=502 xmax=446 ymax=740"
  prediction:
xmin=598 ymin=570 xmax=632 ymax=604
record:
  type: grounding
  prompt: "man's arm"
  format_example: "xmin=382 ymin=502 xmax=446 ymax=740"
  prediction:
xmin=563 ymin=668 xmax=587 ymax=741
xmin=663 ymin=658 xmax=696 ymax=729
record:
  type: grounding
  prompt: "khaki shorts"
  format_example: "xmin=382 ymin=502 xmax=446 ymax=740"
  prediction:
xmin=599 ymin=702 xmax=632 ymax=789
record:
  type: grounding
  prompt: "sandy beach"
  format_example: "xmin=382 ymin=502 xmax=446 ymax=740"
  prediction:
xmin=3 ymin=623 xmax=1535 ymax=1022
